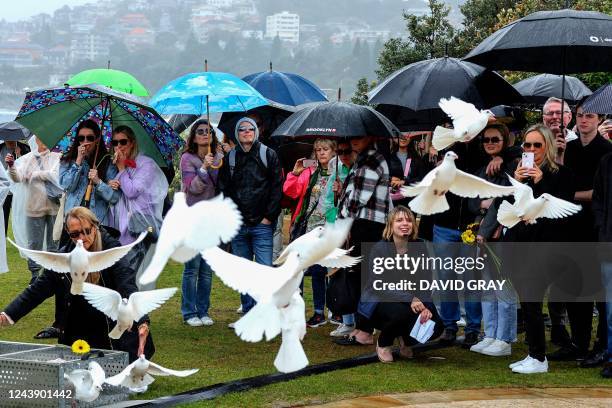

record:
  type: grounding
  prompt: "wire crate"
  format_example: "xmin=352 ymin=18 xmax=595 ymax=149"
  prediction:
xmin=0 ymin=341 xmax=129 ymax=408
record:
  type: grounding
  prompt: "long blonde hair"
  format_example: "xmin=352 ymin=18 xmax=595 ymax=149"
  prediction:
xmin=523 ymin=124 xmax=559 ymax=173
xmin=382 ymin=205 xmax=418 ymax=241
xmin=65 ymin=207 xmax=102 ymax=284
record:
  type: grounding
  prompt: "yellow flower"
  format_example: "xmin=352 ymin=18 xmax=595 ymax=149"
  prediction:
xmin=461 ymin=230 xmax=476 ymax=245
xmin=71 ymin=339 xmax=90 ymax=355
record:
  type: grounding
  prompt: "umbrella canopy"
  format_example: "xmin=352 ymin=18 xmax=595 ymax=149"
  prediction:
xmin=16 ymin=85 xmax=182 ymax=167
xmin=271 ymin=102 xmax=400 ymax=139
xmin=150 ymin=72 xmax=268 ymax=115
xmin=167 ymin=114 xmax=200 ymax=134
xmin=67 ymin=68 xmax=149 ymax=97
xmin=0 ymin=121 xmax=31 ymax=141
xmin=463 ymin=9 xmax=612 ymax=74
xmin=367 ymin=57 xmax=524 ymax=131
xmin=581 ymin=83 xmax=612 ymax=114
xmin=217 ymin=101 xmax=296 ymax=141
xmin=242 ymin=66 xmax=328 ymax=106
xmin=514 ymin=74 xmax=592 ymax=105
xmin=278 ymin=141 xmax=316 ymax=174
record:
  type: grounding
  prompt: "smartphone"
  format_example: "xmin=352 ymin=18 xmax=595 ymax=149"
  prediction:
xmin=522 ymin=152 xmax=534 ymax=168
xmin=302 ymin=159 xmax=317 ymax=168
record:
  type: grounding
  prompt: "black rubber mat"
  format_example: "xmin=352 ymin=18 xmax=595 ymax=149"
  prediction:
xmin=131 ymin=341 xmax=449 ymax=407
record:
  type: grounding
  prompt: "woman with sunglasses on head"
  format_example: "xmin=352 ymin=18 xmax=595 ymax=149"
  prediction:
xmin=502 ymin=124 xmax=576 ymax=374
xmin=466 ymin=123 xmax=520 ymax=357
xmin=178 ymin=119 xmax=222 ymax=327
xmin=60 ymin=119 xmax=120 ymax=227
xmin=284 ymin=138 xmax=337 ymax=328
xmin=0 ymin=207 xmax=154 ymax=363
xmin=109 ymin=126 xmax=168 ymax=273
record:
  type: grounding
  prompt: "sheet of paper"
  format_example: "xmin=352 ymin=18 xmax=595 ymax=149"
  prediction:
xmin=410 ymin=318 xmax=436 ymax=343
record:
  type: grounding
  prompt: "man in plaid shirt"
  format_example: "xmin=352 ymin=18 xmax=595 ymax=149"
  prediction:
xmin=335 ymin=136 xmax=391 ymax=345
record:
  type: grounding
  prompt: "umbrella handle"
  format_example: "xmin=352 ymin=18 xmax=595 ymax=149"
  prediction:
xmin=83 ymin=181 xmax=93 ymax=208
xmin=208 ymin=142 xmax=223 ymax=169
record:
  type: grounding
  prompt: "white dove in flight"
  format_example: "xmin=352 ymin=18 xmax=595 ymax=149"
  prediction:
xmin=81 ymin=283 xmax=177 ymax=339
xmin=64 ymin=361 xmax=106 ymax=402
xmin=139 ymin=193 xmax=242 ymax=286
xmin=401 ymin=151 xmax=515 ymax=215
xmin=105 ymin=354 xmax=198 ymax=393
xmin=497 ymin=175 xmax=582 ymax=228
xmin=432 ymin=97 xmax=495 ymax=151
xmin=7 ymin=232 xmax=147 ymax=295
xmin=274 ymin=218 xmax=360 ymax=270
xmin=201 ymin=247 xmax=308 ymax=372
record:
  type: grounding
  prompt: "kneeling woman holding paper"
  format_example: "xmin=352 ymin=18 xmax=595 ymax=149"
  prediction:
xmin=358 ymin=206 xmax=444 ymax=363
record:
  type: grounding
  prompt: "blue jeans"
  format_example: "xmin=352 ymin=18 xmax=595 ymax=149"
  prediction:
xmin=602 ymin=262 xmax=612 ymax=362
xmin=26 ymin=215 xmax=58 ymax=280
xmin=433 ymin=225 xmax=482 ymax=334
xmin=481 ymin=254 xmax=517 ymax=343
xmin=300 ymin=264 xmax=327 ymax=314
xmin=181 ymin=254 xmax=213 ymax=320
xmin=231 ymin=223 xmax=274 ymax=314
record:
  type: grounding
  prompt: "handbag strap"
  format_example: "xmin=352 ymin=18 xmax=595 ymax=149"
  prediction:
xmin=404 ymin=158 xmax=412 ymax=178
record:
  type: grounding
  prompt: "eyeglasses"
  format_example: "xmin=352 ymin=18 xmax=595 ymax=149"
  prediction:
xmin=67 ymin=227 xmax=92 ymax=239
xmin=482 ymin=137 xmax=501 ymax=144
xmin=238 ymin=127 xmax=255 ymax=132
xmin=195 ymin=129 xmax=209 ymax=135
xmin=337 ymin=148 xmax=352 ymax=155
xmin=543 ymin=110 xmax=569 ymax=117
xmin=77 ymin=135 xmax=96 ymax=143
xmin=522 ymin=142 xmax=543 ymax=149
xmin=111 ymin=139 xmax=129 ymax=146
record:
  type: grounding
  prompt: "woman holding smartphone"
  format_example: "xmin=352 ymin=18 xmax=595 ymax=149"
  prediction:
xmin=283 ymin=138 xmax=336 ymax=327
xmin=504 ymin=124 xmax=576 ymax=374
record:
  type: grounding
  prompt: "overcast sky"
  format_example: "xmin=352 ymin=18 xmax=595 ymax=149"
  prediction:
xmin=2 ymin=0 xmax=94 ymax=22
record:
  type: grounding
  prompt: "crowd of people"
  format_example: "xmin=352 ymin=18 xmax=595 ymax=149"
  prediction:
xmin=0 ymin=96 xmax=612 ymax=378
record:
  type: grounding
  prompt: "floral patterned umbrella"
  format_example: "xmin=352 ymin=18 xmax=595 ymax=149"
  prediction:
xmin=16 ymin=84 xmax=182 ymax=167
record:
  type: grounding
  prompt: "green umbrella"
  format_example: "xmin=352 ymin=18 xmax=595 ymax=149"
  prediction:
xmin=67 ymin=68 xmax=149 ymax=97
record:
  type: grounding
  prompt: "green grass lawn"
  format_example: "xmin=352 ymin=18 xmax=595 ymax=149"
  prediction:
xmin=1 ymin=240 xmax=610 ymax=407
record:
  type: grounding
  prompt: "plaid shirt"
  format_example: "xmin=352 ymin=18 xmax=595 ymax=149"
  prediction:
xmin=339 ymin=149 xmax=391 ymax=223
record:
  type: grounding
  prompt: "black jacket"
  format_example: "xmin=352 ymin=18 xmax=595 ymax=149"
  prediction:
xmin=593 ymin=152 xmax=612 ymax=242
xmin=502 ymin=164 xmax=576 ymax=243
xmin=3 ymin=228 xmax=153 ymax=362
xmin=218 ymin=140 xmax=282 ymax=226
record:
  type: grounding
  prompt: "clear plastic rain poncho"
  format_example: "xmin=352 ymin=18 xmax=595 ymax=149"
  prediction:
xmin=0 ymin=163 xmax=10 ymax=273
xmin=9 ymin=136 xmax=61 ymax=254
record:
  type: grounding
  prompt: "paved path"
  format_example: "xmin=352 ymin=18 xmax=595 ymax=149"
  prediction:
xmin=308 ymin=387 xmax=612 ymax=407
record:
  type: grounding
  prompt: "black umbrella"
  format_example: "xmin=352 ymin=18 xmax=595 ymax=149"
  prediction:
xmin=0 ymin=121 xmax=32 ymax=141
xmin=217 ymin=101 xmax=296 ymax=142
xmin=464 ymin=9 xmax=612 ymax=136
xmin=167 ymin=114 xmax=200 ymax=134
xmin=271 ymin=101 xmax=400 ymax=139
xmin=581 ymin=83 xmax=612 ymax=114
xmin=463 ymin=9 xmax=612 ymax=74
xmin=367 ymin=57 xmax=524 ymax=131
xmin=514 ymin=74 xmax=592 ymax=105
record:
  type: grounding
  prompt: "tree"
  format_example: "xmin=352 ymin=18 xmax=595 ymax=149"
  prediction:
xmin=375 ymin=0 xmax=458 ymax=81
xmin=350 ymin=77 xmax=375 ymax=105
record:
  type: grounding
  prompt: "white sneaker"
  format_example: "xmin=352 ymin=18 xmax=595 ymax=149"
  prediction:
xmin=509 ymin=355 xmax=533 ymax=369
xmin=185 ymin=317 xmax=203 ymax=327
xmin=456 ymin=317 xmax=466 ymax=327
xmin=330 ymin=324 xmax=355 ymax=337
xmin=200 ymin=316 xmax=214 ymax=326
xmin=228 ymin=321 xmax=236 ymax=329
xmin=512 ymin=357 xmax=548 ymax=374
xmin=236 ymin=305 xmax=243 ymax=314
xmin=481 ymin=339 xmax=511 ymax=356
xmin=470 ymin=337 xmax=495 ymax=353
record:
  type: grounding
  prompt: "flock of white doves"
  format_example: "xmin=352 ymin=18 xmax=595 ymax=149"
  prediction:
xmin=6 ymin=97 xmax=582 ymax=402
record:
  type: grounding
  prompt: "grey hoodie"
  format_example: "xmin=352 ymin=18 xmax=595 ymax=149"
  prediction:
xmin=234 ymin=117 xmax=259 ymax=152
